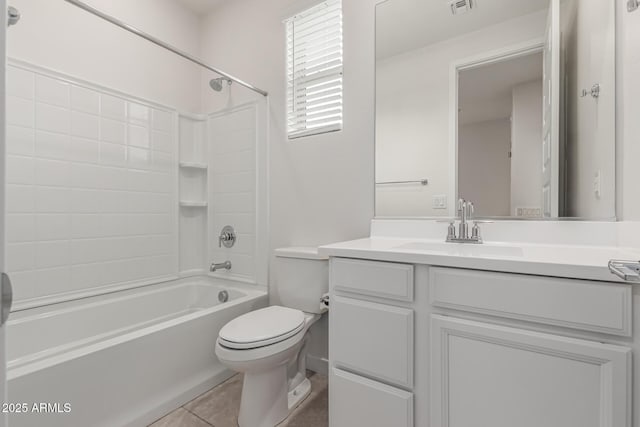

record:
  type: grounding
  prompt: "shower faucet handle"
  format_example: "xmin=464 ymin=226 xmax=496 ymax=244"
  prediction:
xmin=218 ymin=225 xmax=236 ymax=248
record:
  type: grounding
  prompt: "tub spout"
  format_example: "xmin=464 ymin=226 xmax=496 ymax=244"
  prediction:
xmin=210 ymin=261 xmax=232 ymax=272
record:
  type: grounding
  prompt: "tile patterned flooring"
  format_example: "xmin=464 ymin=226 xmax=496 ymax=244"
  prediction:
xmin=149 ymin=372 xmax=328 ymax=427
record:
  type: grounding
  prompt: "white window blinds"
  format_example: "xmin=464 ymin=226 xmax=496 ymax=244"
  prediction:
xmin=286 ymin=0 xmax=343 ymax=139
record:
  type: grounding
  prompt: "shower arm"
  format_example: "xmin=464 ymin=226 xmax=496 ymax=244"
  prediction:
xmin=62 ymin=0 xmax=268 ymax=97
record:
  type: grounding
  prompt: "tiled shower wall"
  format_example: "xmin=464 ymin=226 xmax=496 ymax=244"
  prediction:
xmin=5 ymin=62 xmax=177 ymax=304
xmin=208 ymin=105 xmax=257 ymax=281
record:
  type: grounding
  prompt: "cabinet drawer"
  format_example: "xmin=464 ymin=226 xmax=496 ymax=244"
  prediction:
xmin=331 ymin=296 xmax=414 ymax=388
xmin=429 ymin=267 xmax=632 ymax=336
xmin=330 ymin=368 xmax=413 ymax=427
xmin=331 ymin=258 xmax=414 ymax=302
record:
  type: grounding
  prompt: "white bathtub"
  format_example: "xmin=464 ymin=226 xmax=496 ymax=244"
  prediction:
xmin=6 ymin=277 xmax=267 ymax=427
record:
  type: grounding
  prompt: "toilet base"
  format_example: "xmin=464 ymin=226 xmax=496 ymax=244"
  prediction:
xmin=237 ymin=368 xmax=312 ymax=427
xmin=288 ymin=378 xmax=311 ymax=413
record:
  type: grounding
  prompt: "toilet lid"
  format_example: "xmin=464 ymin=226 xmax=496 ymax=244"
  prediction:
xmin=218 ymin=306 xmax=305 ymax=350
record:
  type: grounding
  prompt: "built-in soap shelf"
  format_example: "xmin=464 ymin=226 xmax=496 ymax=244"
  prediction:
xmin=179 ymin=162 xmax=208 ymax=170
xmin=179 ymin=201 xmax=208 ymax=208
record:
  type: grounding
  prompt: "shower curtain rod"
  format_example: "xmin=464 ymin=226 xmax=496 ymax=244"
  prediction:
xmin=62 ymin=0 xmax=268 ymax=97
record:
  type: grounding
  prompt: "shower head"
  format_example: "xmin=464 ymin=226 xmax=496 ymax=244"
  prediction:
xmin=209 ymin=77 xmax=232 ymax=92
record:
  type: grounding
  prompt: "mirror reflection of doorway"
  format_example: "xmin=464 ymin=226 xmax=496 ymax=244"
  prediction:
xmin=457 ymin=50 xmax=544 ymax=218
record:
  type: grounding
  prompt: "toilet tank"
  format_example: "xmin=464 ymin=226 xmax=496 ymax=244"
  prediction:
xmin=275 ymin=247 xmax=329 ymax=314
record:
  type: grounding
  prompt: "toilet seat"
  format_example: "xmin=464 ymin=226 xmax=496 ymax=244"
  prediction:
xmin=218 ymin=306 xmax=305 ymax=350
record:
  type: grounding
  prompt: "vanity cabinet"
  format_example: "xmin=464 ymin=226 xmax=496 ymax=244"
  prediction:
xmin=329 ymin=258 xmax=416 ymax=427
xmin=328 ymin=258 xmax=634 ymax=427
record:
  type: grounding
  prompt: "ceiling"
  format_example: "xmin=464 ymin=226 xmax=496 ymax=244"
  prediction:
xmin=376 ymin=0 xmax=549 ymax=60
xmin=459 ymin=51 xmax=543 ymax=125
xmin=175 ymin=0 xmax=225 ymax=15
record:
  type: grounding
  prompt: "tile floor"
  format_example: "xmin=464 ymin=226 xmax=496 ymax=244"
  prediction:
xmin=149 ymin=372 xmax=328 ymax=427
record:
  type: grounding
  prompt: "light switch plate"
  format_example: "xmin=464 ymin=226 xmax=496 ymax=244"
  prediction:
xmin=433 ymin=195 xmax=447 ymax=209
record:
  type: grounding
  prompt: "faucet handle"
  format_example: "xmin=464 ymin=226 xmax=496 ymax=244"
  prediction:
xmin=467 ymin=202 xmax=474 ymax=219
xmin=457 ymin=198 xmax=466 ymax=213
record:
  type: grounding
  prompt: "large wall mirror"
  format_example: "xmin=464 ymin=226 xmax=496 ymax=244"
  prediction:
xmin=375 ymin=0 xmax=616 ymax=220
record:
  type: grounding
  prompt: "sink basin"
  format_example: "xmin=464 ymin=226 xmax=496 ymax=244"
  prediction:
xmin=393 ymin=241 xmax=524 ymax=258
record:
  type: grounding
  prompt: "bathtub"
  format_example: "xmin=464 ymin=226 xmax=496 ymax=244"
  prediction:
xmin=6 ymin=277 xmax=267 ymax=427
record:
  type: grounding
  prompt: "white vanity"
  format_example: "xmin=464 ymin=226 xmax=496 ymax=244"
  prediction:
xmin=320 ymin=221 xmax=640 ymax=427
xmin=354 ymin=0 xmax=637 ymax=423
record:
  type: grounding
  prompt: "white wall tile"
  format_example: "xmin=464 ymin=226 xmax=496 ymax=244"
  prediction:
xmin=152 ymin=130 xmax=172 ymax=152
xmin=35 ymin=267 xmax=71 ymax=295
xmin=100 ymin=142 xmax=127 ymax=167
xmin=71 ymin=214 xmax=103 ymax=239
xmin=68 ymin=137 xmax=100 ymax=163
xmin=97 ymin=166 xmax=128 ymax=190
xmin=70 ymin=163 xmax=104 ymax=189
xmin=7 ymin=96 xmax=35 ymax=128
xmin=6 ymin=214 xmax=35 ymax=243
xmin=35 ymin=240 xmax=70 ymax=268
xmin=101 ymin=94 xmax=126 ymax=121
xmin=35 ymin=131 xmax=70 ymax=160
xmin=128 ymin=124 xmax=150 ymax=148
xmin=70 ymin=189 xmax=103 ymax=213
xmin=71 ymin=85 xmax=100 ymax=114
xmin=153 ymin=151 xmax=172 ymax=171
xmin=7 ymin=125 xmax=35 ymax=156
xmin=211 ymin=129 xmax=255 ymax=154
xmin=71 ymin=263 xmax=103 ymax=291
xmin=211 ymin=171 xmax=254 ymax=193
xmin=7 ymin=185 xmax=35 ymax=213
xmin=7 ymin=243 xmax=35 ymax=272
xmin=7 ymin=67 xmax=35 ymax=99
xmin=71 ymin=111 xmax=99 ymax=139
xmin=210 ymin=149 xmax=254 ymax=174
xmin=128 ymin=102 xmax=149 ymax=124
xmin=35 ymin=214 xmax=71 ymax=241
xmin=35 ymin=158 xmax=71 ymax=187
xmin=100 ymin=118 xmax=126 ymax=144
xmin=213 ymin=213 xmax=255 ymax=234
xmin=6 ymin=67 xmax=177 ymax=303
xmin=36 ymin=102 xmax=70 ymax=134
xmin=10 ymin=271 xmax=36 ymax=301
xmin=35 ymin=187 xmax=70 ymax=213
xmin=35 ymin=74 xmax=70 ymax=107
xmin=212 ymin=192 xmax=255 ymax=213
xmin=128 ymin=147 xmax=152 ymax=169
xmin=7 ymin=155 xmax=34 ymax=184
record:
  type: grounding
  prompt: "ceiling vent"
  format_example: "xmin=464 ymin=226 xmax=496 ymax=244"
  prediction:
xmin=449 ymin=0 xmax=474 ymax=15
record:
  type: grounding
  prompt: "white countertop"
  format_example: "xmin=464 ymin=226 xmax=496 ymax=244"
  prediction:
xmin=319 ymin=237 xmax=640 ymax=283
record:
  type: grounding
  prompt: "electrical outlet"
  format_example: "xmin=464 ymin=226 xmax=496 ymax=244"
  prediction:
xmin=433 ymin=195 xmax=447 ymax=210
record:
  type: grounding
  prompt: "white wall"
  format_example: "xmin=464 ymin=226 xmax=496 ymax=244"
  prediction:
xmin=617 ymin=2 xmax=640 ymax=221
xmin=8 ymin=0 xmax=202 ymax=112
xmin=511 ymin=80 xmax=543 ymax=216
xmin=563 ymin=0 xmax=616 ymax=219
xmin=375 ymin=11 xmax=546 ymax=217
xmin=458 ymin=119 xmax=512 ymax=217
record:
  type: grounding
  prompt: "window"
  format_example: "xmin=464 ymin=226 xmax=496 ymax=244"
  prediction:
xmin=286 ymin=0 xmax=343 ymax=139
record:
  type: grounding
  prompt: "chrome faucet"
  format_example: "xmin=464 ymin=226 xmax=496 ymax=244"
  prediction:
xmin=445 ymin=199 xmax=486 ymax=244
xmin=210 ymin=261 xmax=232 ymax=272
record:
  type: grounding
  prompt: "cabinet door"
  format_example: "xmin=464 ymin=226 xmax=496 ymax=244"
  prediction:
xmin=330 ymin=368 xmax=413 ymax=427
xmin=431 ymin=315 xmax=631 ymax=427
xmin=331 ymin=296 xmax=414 ymax=387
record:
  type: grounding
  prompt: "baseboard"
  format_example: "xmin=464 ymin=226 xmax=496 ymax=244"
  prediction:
xmin=306 ymin=355 xmax=328 ymax=376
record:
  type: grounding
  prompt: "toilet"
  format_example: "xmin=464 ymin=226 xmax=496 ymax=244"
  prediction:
xmin=215 ymin=247 xmax=328 ymax=427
